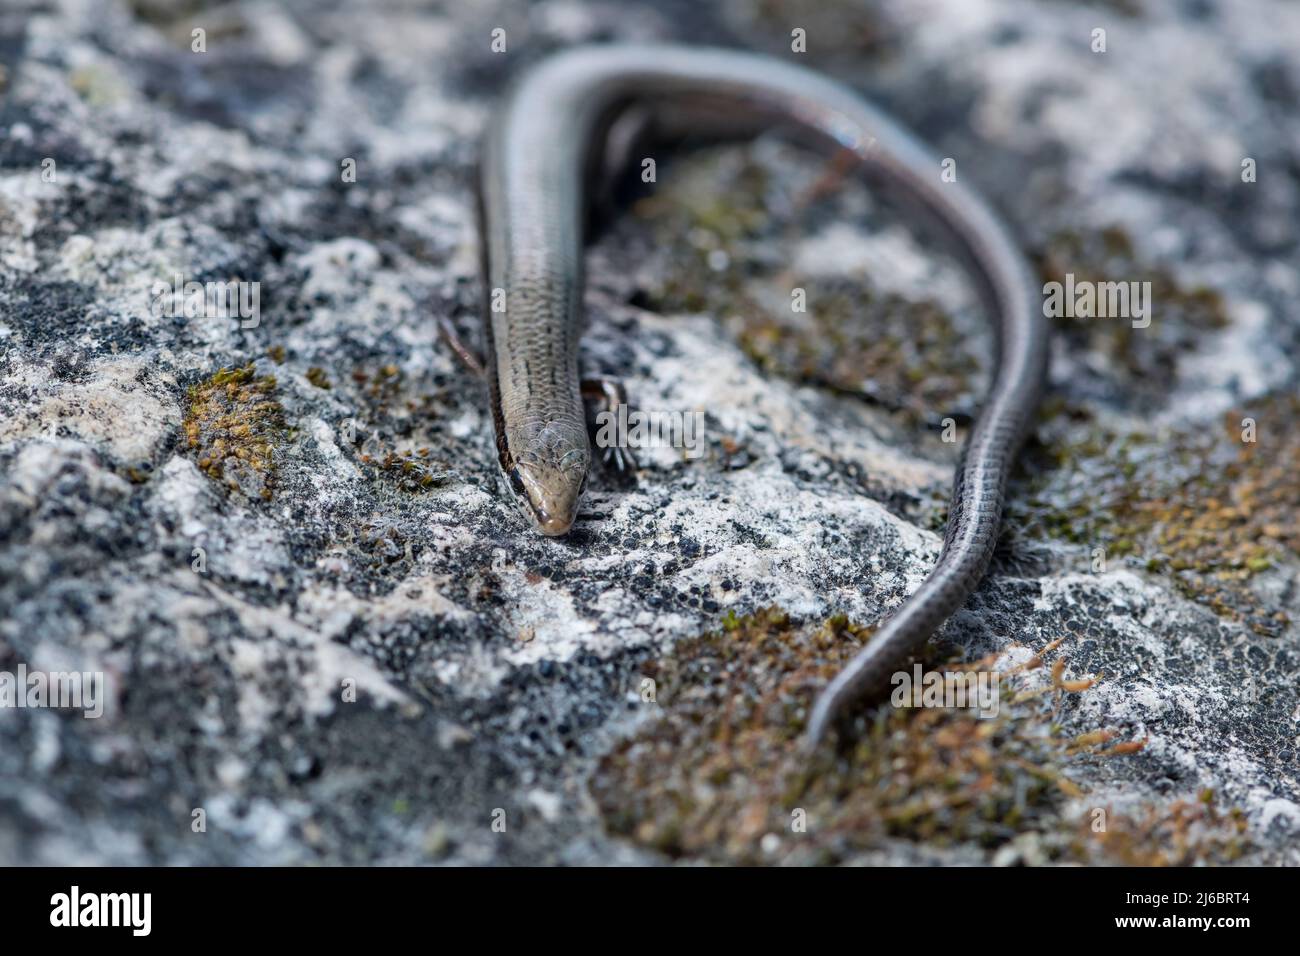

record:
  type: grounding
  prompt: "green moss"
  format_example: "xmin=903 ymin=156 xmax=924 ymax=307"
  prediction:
xmin=634 ymin=149 xmax=983 ymax=428
xmin=128 ymin=0 xmax=248 ymax=44
xmin=1012 ymin=395 xmax=1299 ymax=634
xmin=1042 ymin=0 xmax=1144 ymax=16
xmin=347 ymin=364 xmax=450 ymax=493
xmin=631 ymin=150 xmax=770 ymax=315
xmin=749 ymin=0 xmax=905 ymax=61
xmin=183 ymin=363 xmax=285 ymax=501
xmin=360 ymin=447 xmax=449 ymax=491
xmin=736 ymin=280 xmax=980 ymax=424
xmin=1086 ymin=792 xmax=1249 ymax=866
xmin=591 ymin=608 xmax=1249 ymax=864
xmin=305 ymin=366 xmax=331 ymax=390
xmin=127 ymin=0 xmax=208 ymax=25
xmin=1035 ymin=227 xmax=1229 ymax=406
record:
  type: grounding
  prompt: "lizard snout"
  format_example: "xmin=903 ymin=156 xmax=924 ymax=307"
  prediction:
xmin=509 ymin=437 xmax=589 ymax=536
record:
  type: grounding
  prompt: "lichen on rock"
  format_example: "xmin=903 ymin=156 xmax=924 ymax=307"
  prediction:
xmin=1 ymin=0 xmax=1298 ymax=866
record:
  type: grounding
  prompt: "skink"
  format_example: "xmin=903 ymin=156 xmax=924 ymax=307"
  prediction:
xmin=478 ymin=45 xmax=1050 ymax=747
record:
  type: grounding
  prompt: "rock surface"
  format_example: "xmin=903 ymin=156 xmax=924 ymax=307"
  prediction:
xmin=1 ymin=0 xmax=1297 ymax=865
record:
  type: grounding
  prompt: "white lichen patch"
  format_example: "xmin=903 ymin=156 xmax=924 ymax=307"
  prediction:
xmin=0 ymin=358 xmax=180 ymax=464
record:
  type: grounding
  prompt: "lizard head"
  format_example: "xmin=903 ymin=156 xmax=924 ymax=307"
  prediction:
xmin=506 ymin=426 xmax=590 ymax=536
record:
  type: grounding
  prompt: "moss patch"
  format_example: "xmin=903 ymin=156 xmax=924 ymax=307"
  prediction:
xmin=127 ymin=0 xmax=208 ymax=25
xmin=1086 ymin=790 xmax=1248 ymax=866
xmin=1012 ymin=395 xmax=1298 ymax=635
xmin=128 ymin=0 xmax=248 ymax=45
xmin=1042 ymin=0 xmax=1144 ymax=16
xmin=592 ymin=608 xmax=1249 ymax=865
xmin=748 ymin=0 xmax=905 ymax=61
xmin=183 ymin=364 xmax=285 ymax=501
xmin=347 ymin=364 xmax=451 ymax=492
xmin=360 ymin=446 xmax=449 ymax=491
xmin=633 ymin=149 xmax=984 ymax=428
xmin=1035 ymin=227 xmax=1229 ymax=407
xmin=736 ymin=278 xmax=980 ymax=424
